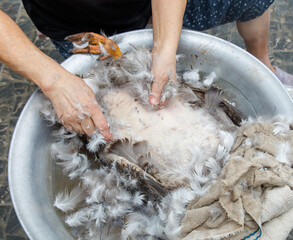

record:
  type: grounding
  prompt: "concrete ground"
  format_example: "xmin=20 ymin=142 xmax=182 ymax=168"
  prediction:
xmin=0 ymin=0 xmax=292 ymax=239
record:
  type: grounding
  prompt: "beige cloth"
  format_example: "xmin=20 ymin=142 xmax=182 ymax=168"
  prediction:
xmin=181 ymin=122 xmax=293 ymax=240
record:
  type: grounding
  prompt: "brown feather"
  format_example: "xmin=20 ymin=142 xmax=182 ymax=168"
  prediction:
xmin=100 ymin=139 xmax=169 ymax=198
xmin=204 ymin=87 xmax=223 ymax=111
xmin=100 ymin=153 xmax=169 ymax=198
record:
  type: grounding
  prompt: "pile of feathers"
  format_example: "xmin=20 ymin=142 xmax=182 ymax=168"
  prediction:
xmin=40 ymin=46 xmax=252 ymax=239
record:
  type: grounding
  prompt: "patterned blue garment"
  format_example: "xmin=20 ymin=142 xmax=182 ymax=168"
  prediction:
xmin=183 ymin=0 xmax=275 ymax=31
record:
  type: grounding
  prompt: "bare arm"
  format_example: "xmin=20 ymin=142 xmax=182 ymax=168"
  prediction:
xmin=0 ymin=10 xmax=112 ymax=140
xmin=150 ymin=0 xmax=187 ymax=105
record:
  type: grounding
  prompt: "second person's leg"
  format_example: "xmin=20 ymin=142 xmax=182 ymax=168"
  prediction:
xmin=236 ymin=9 xmax=274 ymax=72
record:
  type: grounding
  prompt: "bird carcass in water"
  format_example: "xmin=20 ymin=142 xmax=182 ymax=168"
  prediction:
xmin=43 ymin=46 xmax=243 ymax=240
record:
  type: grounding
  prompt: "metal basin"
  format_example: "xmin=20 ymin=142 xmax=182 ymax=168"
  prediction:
xmin=8 ymin=29 xmax=293 ymax=240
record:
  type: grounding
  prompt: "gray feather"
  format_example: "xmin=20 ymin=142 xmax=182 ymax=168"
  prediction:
xmin=105 ymin=138 xmax=148 ymax=165
xmin=204 ymin=87 xmax=223 ymax=111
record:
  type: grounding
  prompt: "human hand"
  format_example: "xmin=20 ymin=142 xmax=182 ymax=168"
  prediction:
xmin=43 ymin=73 xmax=113 ymax=141
xmin=149 ymin=47 xmax=177 ymax=106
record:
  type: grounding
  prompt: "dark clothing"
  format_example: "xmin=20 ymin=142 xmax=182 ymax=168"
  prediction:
xmin=183 ymin=0 xmax=274 ymax=31
xmin=22 ymin=0 xmax=152 ymax=41
xmin=51 ymin=39 xmax=73 ymax=59
xmin=23 ymin=0 xmax=274 ymax=56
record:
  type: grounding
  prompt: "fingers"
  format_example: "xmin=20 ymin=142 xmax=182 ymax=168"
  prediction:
xmin=60 ymin=112 xmax=85 ymax=135
xmin=80 ymin=118 xmax=95 ymax=136
xmin=91 ymin=104 xmax=113 ymax=141
xmin=150 ymin=68 xmax=174 ymax=106
xmin=62 ymin=114 xmax=108 ymax=138
xmin=58 ymin=100 xmax=112 ymax=140
xmin=149 ymin=79 xmax=165 ymax=105
xmin=46 ymin=68 xmax=113 ymax=140
xmin=150 ymin=49 xmax=176 ymax=106
xmin=70 ymin=122 xmax=85 ymax=135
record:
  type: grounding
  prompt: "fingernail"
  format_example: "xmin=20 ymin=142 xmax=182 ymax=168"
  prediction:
xmin=99 ymin=129 xmax=113 ymax=141
xmin=106 ymin=134 xmax=113 ymax=142
xmin=150 ymin=96 xmax=158 ymax=105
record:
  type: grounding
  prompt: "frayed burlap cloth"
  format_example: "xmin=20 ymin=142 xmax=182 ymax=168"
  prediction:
xmin=181 ymin=121 xmax=293 ymax=240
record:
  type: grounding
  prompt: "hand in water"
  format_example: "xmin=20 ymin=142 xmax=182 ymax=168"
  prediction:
xmin=44 ymin=74 xmax=113 ymax=141
xmin=149 ymin=47 xmax=177 ymax=106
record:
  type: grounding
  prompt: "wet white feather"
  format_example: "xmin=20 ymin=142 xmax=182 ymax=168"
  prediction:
xmin=132 ymin=192 xmax=145 ymax=207
xmin=54 ymin=185 xmax=84 ymax=212
xmin=144 ymin=216 xmax=165 ymax=238
xmin=85 ymin=184 xmax=106 ymax=204
xmin=209 ymin=207 xmax=224 ymax=222
xmin=215 ymin=145 xmax=229 ymax=166
xmin=81 ymin=169 xmax=105 ymax=188
xmin=203 ymin=72 xmax=217 ymax=87
xmin=276 ymin=141 xmax=292 ymax=166
xmin=164 ymin=210 xmax=182 ymax=240
xmin=190 ymin=180 xmax=212 ymax=197
xmin=182 ymin=69 xmax=200 ymax=82
xmin=38 ymin=94 xmax=58 ymax=125
xmin=86 ymin=131 xmax=106 ymax=152
xmin=205 ymin=157 xmax=222 ymax=177
xmin=51 ymin=140 xmax=74 ymax=160
xmin=87 ymin=204 xmax=107 ymax=227
xmin=121 ymin=213 xmax=150 ymax=238
xmin=98 ymin=42 xmax=110 ymax=58
xmin=219 ymin=130 xmax=236 ymax=152
xmin=106 ymin=202 xmax=131 ymax=220
xmin=58 ymin=153 xmax=89 ymax=179
xmin=72 ymin=41 xmax=89 ymax=49
xmin=273 ymin=116 xmax=291 ymax=137
xmin=122 ymin=212 xmax=165 ymax=239
xmin=169 ymin=188 xmax=196 ymax=213
xmin=52 ymin=127 xmax=77 ymax=139
xmin=65 ymin=208 xmax=89 ymax=227
xmin=116 ymin=190 xmax=132 ymax=202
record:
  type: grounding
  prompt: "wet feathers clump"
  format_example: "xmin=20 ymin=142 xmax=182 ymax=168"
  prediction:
xmin=40 ymin=46 xmax=247 ymax=239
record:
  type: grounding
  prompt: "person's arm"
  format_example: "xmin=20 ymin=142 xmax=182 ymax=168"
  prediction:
xmin=150 ymin=0 xmax=187 ymax=105
xmin=0 ymin=10 xmax=112 ymax=140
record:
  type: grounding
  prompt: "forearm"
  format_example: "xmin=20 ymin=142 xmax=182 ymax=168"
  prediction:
xmin=0 ymin=10 xmax=113 ymax=138
xmin=0 ymin=10 xmax=71 ymax=95
xmin=149 ymin=0 xmax=186 ymax=105
xmin=151 ymin=0 xmax=187 ymax=55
